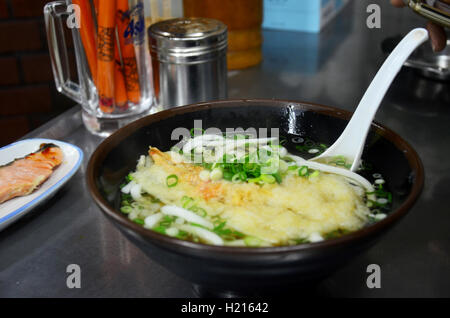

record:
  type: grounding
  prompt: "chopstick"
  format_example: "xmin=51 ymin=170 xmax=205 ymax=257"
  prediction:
xmin=72 ymin=0 xmax=142 ymax=113
xmin=114 ymin=31 xmax=129 ymax=110
xmin=117 ymin=0 xmax=141 ymax=105
xmin=96 ymin=0 xmax=116 ymax=113
xmin=72 ymin=0 xmax=97 ymax=83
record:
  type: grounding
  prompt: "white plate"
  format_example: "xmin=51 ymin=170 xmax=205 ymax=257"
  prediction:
xmin=0 ymin=138 xmax=83 ymax=231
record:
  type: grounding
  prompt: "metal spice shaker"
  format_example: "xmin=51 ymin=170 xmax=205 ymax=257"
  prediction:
xmin=148 ymin=18 xmax=228 ymax=108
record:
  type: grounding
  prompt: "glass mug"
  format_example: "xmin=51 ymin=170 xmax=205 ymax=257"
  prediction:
xmin=44 ymin=0 xmax=153 ymax=137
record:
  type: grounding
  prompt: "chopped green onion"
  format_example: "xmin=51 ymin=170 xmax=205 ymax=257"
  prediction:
xmin=195 ymin=207 xmax=207 ymax=217
xmin=223 ymin=170 xmax=233 ymax=181
xmin=244 ymin=236 xmax=262 ymax=247
xmin=160 ymin=215 xmax=175 ymax=227
xmin=199 ymin=170 xmax=210 ymax=181
xmin=133 ymin=218 xmax=144 ymax=225
xmin=243 ymin=162 xmax=258 ymax=173
xmin=210 ymin=168 xmax=223 ymax=181
xmin=190 ymin=127 xmax=204 ymax=137
xmin=231 ymin=173 xmax=241 ymax=183
xmin=231 ymin=230 xmax=245 ymax=239
xmin=309 ymin=170 xmax=320 ymax=178
xmin=278 ymin=160 xmax=288 ymax=173
xmin=153 ymin=226 xmax=166 ymax=234
xmin=213 ymin=221 xmax=227 ymax=232
xmin=260 ymin=174 xmax=276 ymax=184
xmin=190 ymin=222 xmax=209 ymax=229
xmin=292 ymin=136 xmax=304 ymax=144
xmin=166 ymin=227 xmax=179 ymax=237
xmin=272 ymin=172 xmax=282 ymax=184
xmin=182 ymin=196 xmax=194 ymax=209
xmin=248 ymin=177 xmax=262 ymax=184
xmin=166 ymin=174 xmax=179 ymax=187
xmin=190 ymin=206 xmax=207 ymax=217
xmin=295 ymin=139 xmax=328 ymax=155
xmin=238 ymin=171 xmax=247 ymax=181
xmin=283 ymin=156 xmax=295 ymax=163
xmin=176 ymin=230 xmax=189 ymax=239
xmin=324 ymin=229 xmax=349 ymax=239
xmin=212 ymin=220 xmax=245 ymax=240
xmin=292 ymin=237 xmax=309 ymax=244
xmin=298 ymin=165 xmax=309 ymax=177
xmin=120 ymin=206 xmax=133 ymax=214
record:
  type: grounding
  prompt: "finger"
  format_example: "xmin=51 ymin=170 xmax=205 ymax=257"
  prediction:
xmin=426 ymin=21 xmax=447 ymax=52
xmin=390 ymin=0 xmax=406 ymax=8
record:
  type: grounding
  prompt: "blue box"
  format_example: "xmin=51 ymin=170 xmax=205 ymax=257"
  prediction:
xmin=263 ymin=0 xmax=350 ymax=33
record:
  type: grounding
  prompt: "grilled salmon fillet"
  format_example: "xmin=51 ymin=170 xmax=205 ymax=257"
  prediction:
xmin=0 ymin=143 xmax=63 ymax=204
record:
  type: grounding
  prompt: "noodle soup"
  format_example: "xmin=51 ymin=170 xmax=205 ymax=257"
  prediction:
xmin=119 ymin=134 xmax=392 ymax=247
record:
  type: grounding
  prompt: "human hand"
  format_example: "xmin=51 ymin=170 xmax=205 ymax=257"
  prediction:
xmin=391 ymin=0 xmax=447 ymax=51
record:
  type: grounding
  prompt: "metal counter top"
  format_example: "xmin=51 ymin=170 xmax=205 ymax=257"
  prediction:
xmin=1 ymin=0 xmax=449 ymax=297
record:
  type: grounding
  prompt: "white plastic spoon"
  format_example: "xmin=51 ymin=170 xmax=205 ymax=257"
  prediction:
xmin=310 ymin=28 xmax=429 ymax=171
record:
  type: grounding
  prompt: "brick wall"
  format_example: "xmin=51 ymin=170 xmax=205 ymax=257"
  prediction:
xmin=0 ymin=0 xmax=74 ymax=147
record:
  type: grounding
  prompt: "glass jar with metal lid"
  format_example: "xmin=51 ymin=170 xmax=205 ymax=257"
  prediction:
xmin=148 ymin=17 xmax=228 ymax=108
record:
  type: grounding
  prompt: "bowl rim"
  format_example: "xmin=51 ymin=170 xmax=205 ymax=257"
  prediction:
xmin=86 ymin=99 xmax=425 ymax=255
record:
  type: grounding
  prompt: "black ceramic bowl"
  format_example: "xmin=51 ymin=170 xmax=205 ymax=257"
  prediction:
xmin=87 ymin=99 xmax=424 ymax=296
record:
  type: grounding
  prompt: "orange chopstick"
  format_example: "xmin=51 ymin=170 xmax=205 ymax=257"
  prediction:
xmin=114 ymin=38 xmax=128 ymax=110
xmin=93 ymin=0 xmax=99 ymax=14
xmin=92 ymin=0 xmax=99 ymax=23
xmin=117 ymin=0 xmax=141 ymax=105
xmin=97 ymin=0 xmax=116 ymax=113
xmin=72 ymin=0 xmax=97 ymax=83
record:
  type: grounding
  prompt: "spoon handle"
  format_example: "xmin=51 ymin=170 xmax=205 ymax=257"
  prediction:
xmin=318 ymin=28 xmax=429 ymax=171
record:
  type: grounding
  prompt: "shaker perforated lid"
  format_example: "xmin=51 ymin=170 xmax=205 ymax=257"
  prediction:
xmin=148 ymin=18 xmax=227 ymax=62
